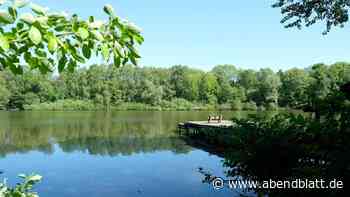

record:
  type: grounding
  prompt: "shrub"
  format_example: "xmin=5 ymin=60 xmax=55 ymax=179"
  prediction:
xmin=24 ymin=99 xmax=96 ymax=111
xmin=231 ymin=99 xmax=243 ymax=110
xmin=112 ymin=102 xmax=161 ymax=111
xmin=265 ymin=102 xmax=279 ymax=111
xmin=0 ymin=87 xmax=10 ymax=110
xmin=257 ymin=105 xmax=266 ymax=111
xmin=24 ymin=93 xmax=41 ymax=105
xmin=242 ymin=101 xmax=258 ymax=111
xmin=217 ymin=103 xmax=232 ymax=110
xmin=160 ymin=98 xmax=194 ymax=110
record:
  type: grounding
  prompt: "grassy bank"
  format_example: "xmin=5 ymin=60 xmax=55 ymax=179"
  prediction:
xmin=22 ymin=99 xmax=270 ymax=111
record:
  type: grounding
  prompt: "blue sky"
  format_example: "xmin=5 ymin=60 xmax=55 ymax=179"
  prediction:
xmin=36 ymin=0 xmax=350 ymax=71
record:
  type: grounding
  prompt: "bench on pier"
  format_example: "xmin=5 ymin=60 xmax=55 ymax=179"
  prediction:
xmin=207 ymin=115 xmax=223 ymax=123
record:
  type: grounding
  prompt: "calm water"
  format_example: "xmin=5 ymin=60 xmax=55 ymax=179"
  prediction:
xmin=0 ymin=111 xmax=257 ymax=197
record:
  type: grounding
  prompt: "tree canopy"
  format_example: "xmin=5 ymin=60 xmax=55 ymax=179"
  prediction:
xmin=273 ymin=0 xmax=350 ymax=34
xmin=0 ymin=62 xmax=348 ymax=111
xmin=0 ymin=0 xmax=143 ymax=74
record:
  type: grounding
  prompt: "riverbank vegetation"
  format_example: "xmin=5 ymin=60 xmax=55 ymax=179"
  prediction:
xmin=1 ymin=62 xmax=349 ymax=111
xmin=228 ymin=83 xmax=349 ymax=196
xmin=193 ymin=70 xmax=350 ymax=196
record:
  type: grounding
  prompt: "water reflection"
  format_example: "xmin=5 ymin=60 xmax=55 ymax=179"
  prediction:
xmin=0 ymin=111 xmax=241 ymax=197
xmin=0 ymin=111 xmax=257 ymax=157
xmin=0 ymin=111 xmax=201 ymax=156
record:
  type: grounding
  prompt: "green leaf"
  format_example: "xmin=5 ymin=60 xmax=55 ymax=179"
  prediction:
xmin=28 ymin=175 xmax=42 ymax=182
xmin=54 ymin=24 xmax=66 ymax=32
xmin=122 ymin=57 xmax=128 ymax=65
xmin=67 ymin=43 xmax=85 ymax=63
xmin=24 ymin=52 xmax=32 ymax=64
xmin=28 ymin=26 xmax=42 ymax=45
xmin=133 ymin=34 xmax=144 ymax=44
xmin=9 ymin=63 xmax=23 ymax=74
xmin=18 ymin=174 xmax=26 ymax=178
xmin=88 ymin=20 xmax=104 ymax=29
xmin=18 ymin=45 xmax=28 ymax=53
xmin=58 ymin=55 xmax=67 ymax=73
xmin=125 ymin=22 xmax=142 ymax=33
xmin=113 ymin=51 xmax=121 ymax=67
xmin=130 ymin=55 xmax=138 ymax=66
xmin=20 ymin=13 xmax=35 ymax=24
xmin=103 ymin=4 xmax=115 ymax=16
xmin=91 ymin=30 xmax=104 ymax=41
xmin=130 ymin=46 xmax=141 ymax=58
xmin=35 ymin=48 xmax=47 ymax=57
xmin=49 ymin=11 xmax=68 ymax=19
xmin=101 ymin=44 xmax=110 ymax=60
xmin=0 ymin=34 xmax=9 ymax=51
xmin=13 ymin=0 xmax=29 ymax=8
xmin=36 ymin=16 xmax=48 ymax=26
xmin=82 ymin=44 xmax=91 ymax=59
xmin=88 ymin=16 xmax=94 ymax=23
xmin=8 ymin=7 xmax=17 ymax=20
xmin=38 ymin=59 xmax=51 ymax=74
xmin=0 ymin=57 xmax=6 ymax=68
xmin=0 ymin=9 xmax=14 ymax=23
xmin=67 ymin=59 xmax=77 ymax=72
xmin=27 ymin=57 xmax=39 ymax=69
xmin=77 ymin=27 xmax=89 ymax=40
xmin=30 ymin=3 xmax=47 ymax=15
xmin=114 ymin=42 xmax=125 ymax=57
xmin=47 ymin=34 xmax=58 ymax=53
xmin=16 ymin=22 xmax=24 ymax=29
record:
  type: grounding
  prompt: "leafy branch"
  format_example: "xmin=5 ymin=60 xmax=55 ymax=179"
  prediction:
xmin=0 ymin=0 xmax=144 ymax=74
xmin=0 ymin=173 xmax=42 ymax=197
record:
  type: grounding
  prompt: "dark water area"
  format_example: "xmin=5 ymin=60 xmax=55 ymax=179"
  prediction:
xmin=0 ymin=111 xmax=258 ymax=197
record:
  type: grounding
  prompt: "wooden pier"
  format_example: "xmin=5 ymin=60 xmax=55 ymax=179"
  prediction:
xmin=178 ymin=120 xmax=234 ymax=130
xmin=178 ymin=119 xmax=236 ymax=148
xmin=177 ymin=120 xmax=234 ymax=135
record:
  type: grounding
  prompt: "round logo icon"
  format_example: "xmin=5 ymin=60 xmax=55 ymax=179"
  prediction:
xmin=212 ymin=177 xmax=224 ymax=190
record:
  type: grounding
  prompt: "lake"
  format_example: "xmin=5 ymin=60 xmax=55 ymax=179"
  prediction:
xmin=0 ymin=111 xmax=258 ymax=197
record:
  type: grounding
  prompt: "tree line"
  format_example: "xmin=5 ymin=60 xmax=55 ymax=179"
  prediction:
xmin=0 ymin=62 xmax=349 ymax=111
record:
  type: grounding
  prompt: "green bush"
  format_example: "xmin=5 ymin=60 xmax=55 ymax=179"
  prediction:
xmin=160 ymin=98 xmax=194 ymax=110
xmin=23 ymin=98 xmax=252 ymax=111
xmin=112 ymin=102 xmax=161 ymax=111
xmin=265 ymin=102 xmax=279 ymax=111
xmin=257 ymin=105 xmax=266 ymax=111
xmin=24 ymin=99 xmax=96 ymax=111
xmin=0 ymin=88 xmax=10 ymax=110
xmin=231 ymin=100 xmax=243 ymax=110
xmin=24 ymin=93 xmax=41 ymax=105
xmin=217 ymin=103 xmax=232 ymax=110
xmin=242 ymin=101 xmax=258 ymax=111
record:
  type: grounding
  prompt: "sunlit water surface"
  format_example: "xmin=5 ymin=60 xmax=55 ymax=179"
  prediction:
xmin=0 ymin=111 xmax=259 ymax=197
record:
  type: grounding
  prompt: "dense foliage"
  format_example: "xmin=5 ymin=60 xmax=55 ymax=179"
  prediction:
xmin=0 ymin=62 xmax=349 ymax=111
xmin=222 ymin=81 xmax=350 ymax=196
xmin=0 ymin=0 xmax=143 ymax=74
xmin=195 ymin=69 xmax=350 ymax=196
